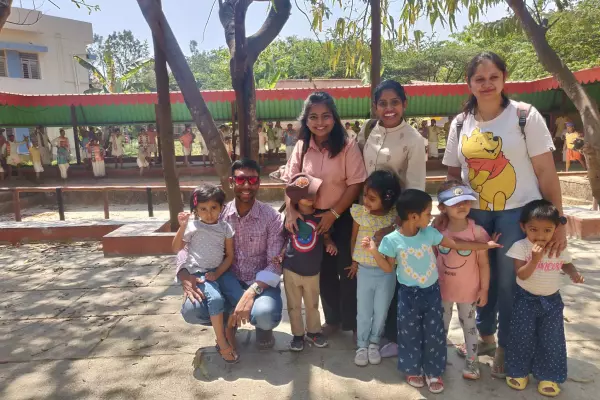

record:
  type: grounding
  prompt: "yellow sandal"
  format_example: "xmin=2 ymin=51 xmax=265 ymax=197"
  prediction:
xmin=506 ymin=376 xmax=529 ymax=390
xmin=538 ymin=381 xmax=561 ymax=397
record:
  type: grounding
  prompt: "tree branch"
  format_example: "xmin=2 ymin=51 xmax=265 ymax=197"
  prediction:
xmin=247 ymin=0 xmax=291 ymax=61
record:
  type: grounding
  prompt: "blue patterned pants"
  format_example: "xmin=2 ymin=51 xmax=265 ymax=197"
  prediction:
xmin=506 ymin=286 xmax=567 ymax=383
xmin=397 ymin=282 xmax=447 ymax=377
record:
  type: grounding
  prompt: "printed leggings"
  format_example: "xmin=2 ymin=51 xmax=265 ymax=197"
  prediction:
xmin=505 ymin=286 xmax=567 ymax=383
xmin=397 ymin=283 xmax=447 ymax=377
xmin=442 ymin=301 xmax=478 ymax=360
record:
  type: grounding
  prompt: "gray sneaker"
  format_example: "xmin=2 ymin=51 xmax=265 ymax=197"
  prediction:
xmin=290 ymin=336 xmax=305 ymax=352
xmin=305 ymin=332 xmax=328 ymax=348
xmin=462 ymin=358 xmax=481 ymax=380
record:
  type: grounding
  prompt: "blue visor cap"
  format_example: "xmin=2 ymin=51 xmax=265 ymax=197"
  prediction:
xmin=438 ymin=186 xmax=478 ymax=206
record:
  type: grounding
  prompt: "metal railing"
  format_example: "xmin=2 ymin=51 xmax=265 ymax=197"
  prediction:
xmin=0 ymin=172 xmax=590 ymax=222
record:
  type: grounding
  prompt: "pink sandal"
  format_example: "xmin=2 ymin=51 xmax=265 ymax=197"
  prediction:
xmin=425 ymin=376 xmax=444 ymax=394
xmin=406 ymin=375 xmax=425 ymax=388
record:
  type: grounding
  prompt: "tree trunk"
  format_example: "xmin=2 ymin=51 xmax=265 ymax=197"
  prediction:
xmin=220 ymin=0 xmax=291 ymax=161
xmin=370 ymin=0 xmax=381 ymax=118
xmin=153 ymin=0 xmax=183 ymax=232
xmin=0 ymin=0 xmax=13 ymax=32
xmin=507 ymin=0 xmax=600 ymax=203
xmin=137 ymin=0 xmax=233 ymax=198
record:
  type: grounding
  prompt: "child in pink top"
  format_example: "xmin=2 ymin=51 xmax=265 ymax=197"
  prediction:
xmin=436 ymin=180 xmax=491 ymax=380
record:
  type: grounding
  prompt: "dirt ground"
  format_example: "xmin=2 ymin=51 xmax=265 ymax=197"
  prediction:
xmin=0 ymin=239 xmax=599 ymax=400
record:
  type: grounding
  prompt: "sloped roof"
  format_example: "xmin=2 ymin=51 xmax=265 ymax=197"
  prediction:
xmin=1 ymin=66 xmax=599 ymax=126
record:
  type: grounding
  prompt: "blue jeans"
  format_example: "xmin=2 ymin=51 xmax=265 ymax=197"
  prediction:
xmin=180 ymin=270 xmax=283 ymax=331
xmin=469 ymin=207 xmax=525 ymax=348
xmin=356 ymin=264 xmax=396 ymax=348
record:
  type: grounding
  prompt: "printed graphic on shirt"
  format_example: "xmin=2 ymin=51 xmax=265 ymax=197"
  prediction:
xmin=461 ymin=127 xmax=516 ymax=211
xmin=398 ymin=244 xmax=437 ymax=286
xmin=291 ymin=219 xmax=318 ymax=253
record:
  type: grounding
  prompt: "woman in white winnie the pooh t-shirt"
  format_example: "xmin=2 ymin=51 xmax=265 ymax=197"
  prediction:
xmin=442 ymin=52 xmax=566 ymax=378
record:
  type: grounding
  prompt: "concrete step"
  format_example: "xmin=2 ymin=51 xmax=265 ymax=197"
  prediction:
xmin=560 ymin=176 xmax=593 ymax=202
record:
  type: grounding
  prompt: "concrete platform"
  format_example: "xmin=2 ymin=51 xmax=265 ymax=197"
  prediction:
xmin=0 ymin=220 xmax=126 ymax=245
xmin=565 ymin=206 xmax=600 ymax=240
xmin=102 ymin=220 xmax=174 ymax=257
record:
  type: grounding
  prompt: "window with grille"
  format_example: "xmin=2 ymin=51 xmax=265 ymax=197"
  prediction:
xmin=0 ymin=50 xmax=7 ymax=77
xmin=20 ymin=53 xmax=41 ymax=79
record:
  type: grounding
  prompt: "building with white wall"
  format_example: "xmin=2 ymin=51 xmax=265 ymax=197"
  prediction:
xmin=0 ymin=7 xmax=93 ymax=156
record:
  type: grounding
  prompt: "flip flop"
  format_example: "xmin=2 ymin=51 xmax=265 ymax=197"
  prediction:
xmin=425 ymin=376 xmax=444 ymax=394
xmin=538 ymin=381 xmax=561 ymax=397
xmin=406 ymin=375 xmax=425 ymax=388
xmin=218 ymin=344 xmax=240 ymax=364
xmin=506 ymin=376 xmax=529 ymax=390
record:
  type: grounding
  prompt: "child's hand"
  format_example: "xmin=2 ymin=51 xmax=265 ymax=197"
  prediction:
xmin=325 ymin=242 xmax=338 ymax=256
xmin=344 ymin=261 xmax=358 ymax=279
xmin=569 ymin=271 xmax=585 ymax=284
xmin=204 ymin=272 xmax=218 ymax=281
xmin=178 ymin=212 xmax=190 ymax=227
xmin=361 ymin=236 xmax=377 ymax=251
xmin=476 ymin=289 xmax=488 ymax=307
xmin=486 ymin=233 xmax=503 ymax=249
xmin=272 ymin=255 xmax=283 ymax=266
xmin=531 ymin=243 xmax=545 ymax=262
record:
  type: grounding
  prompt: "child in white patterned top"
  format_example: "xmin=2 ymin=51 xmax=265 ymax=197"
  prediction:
xmin=505 ymin=199 xmax=584 ymax=397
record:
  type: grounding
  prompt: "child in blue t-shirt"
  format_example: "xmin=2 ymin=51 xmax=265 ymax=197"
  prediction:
xmin=363 ymin=189 xmax=501 ymax=394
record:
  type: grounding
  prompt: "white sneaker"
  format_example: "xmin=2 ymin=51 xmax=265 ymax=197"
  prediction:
xmin=355 ymin=348 xmax=369 ymax=366
xmin=368 ymin=343 xmax=381 ymax=365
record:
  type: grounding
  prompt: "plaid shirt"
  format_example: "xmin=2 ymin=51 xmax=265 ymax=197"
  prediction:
xmin=176 ymin=200 xmax=284 ymax=287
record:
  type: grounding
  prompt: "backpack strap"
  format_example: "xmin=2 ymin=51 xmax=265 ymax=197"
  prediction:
xmin=516 ymin=102 xmax=532 ymax=137
xmin=455 ymin=113 xmax=466 ymax=141
xmin=363 ymin=119 xmax=378 ymax=141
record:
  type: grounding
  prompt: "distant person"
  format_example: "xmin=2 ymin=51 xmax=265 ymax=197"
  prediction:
xmin=444 ymin=116 xmax=453 ymax=138
xmin=110 ymin=128 xmax=125 ymax=169
xmin=147 ymin=124 xmax=159 ymax=164
xmin=0 ymin=129 xmax=5 ymax=180
xmin=274 ymin=121 xmax=283 ymax=154
xmin=563 ymin=122 xmax=586 ymax=171
xmin=52 ymin=129 xmax=70 ymax=181
xmin=180 ymin=124 xmax=194 ymax=167
xmin=80 ymin=129 xmax=92 ymax=170
xmin=258 ymin=123 xmax=267 ymax=165
xmin=5 ymin=133 xmax=26 ymax=179
xmin=353 ymin=120 xmax=361 ymax=135
xmin=27 ymin=138 xmax=44 ymax=181
xmin=282 ymin=123 xmax=298 ymax=160
xmin=428 ymin=119 xmax=443 ymax=159
xmin=345 ymin=122 xmax=357 ymax=142
xmin=137 ymin=127 xmax=150 ymax=176
xmin=88 ymin=138 xmax=106 ymax=178
xmin=266 ymin=122 xmax=278 ymax=157
xmin=32 ymin=126 xmax=52 ymax=166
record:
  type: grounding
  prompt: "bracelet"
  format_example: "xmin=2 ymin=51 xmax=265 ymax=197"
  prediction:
xmin=330 ymin=208 xmax=340 ymax=219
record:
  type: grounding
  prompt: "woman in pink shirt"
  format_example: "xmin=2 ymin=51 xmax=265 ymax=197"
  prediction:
xmin=282 ymin=92 xmax=368 ymax=338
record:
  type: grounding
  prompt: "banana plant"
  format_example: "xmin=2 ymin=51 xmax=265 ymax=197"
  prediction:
xmin=73 ymin=55 xmax=154 ymax=93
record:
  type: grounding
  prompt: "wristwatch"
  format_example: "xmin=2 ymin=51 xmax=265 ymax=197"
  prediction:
xmin=250 ymin=282 xmax=263 ymax=296
xmin=559 ymin=216 xmax=568 ymax=226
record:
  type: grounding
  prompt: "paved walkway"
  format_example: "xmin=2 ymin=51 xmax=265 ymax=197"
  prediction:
xmin=1 ymin=241 xmax=599 ymax=400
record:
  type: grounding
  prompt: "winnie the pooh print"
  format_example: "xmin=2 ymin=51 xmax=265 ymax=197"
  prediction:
xmin=461 ymin=127 xmax=516 ymax=211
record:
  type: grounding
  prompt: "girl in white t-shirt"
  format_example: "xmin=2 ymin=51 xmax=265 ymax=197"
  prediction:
xmin=505 ymin=199 xmax=584 ymax=397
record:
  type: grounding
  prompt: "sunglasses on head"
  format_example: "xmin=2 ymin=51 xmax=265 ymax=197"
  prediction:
xmin=232 ymin=176 xmax=260 ymax=185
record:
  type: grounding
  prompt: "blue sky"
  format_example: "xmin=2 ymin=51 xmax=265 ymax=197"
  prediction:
xmin=21 ymin=0 xmax=507 ymax=53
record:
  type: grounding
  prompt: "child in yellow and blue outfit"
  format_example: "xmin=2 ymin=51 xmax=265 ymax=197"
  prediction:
xmin=363 ymin=189 xmax=502 ymax=394
xmin=350 ymin=170 xmax=401 ymax=367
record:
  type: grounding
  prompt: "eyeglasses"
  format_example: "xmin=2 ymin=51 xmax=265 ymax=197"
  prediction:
xmin=438 ymin=246 xmax=472 ymax=256
xmin=232 ymin=176 xmax=260 ymax=186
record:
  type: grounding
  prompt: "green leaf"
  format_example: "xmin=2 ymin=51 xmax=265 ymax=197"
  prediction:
xmin=119 ymin=58 xmax=155 ymax=82
xmin=73 ymin=55 xmax=109 ymax=87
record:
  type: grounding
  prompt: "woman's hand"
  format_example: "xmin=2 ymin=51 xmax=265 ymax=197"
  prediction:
xmin=285 ymin=207 xmax=303 ymax=233
xmin=315 ymin=211 xmax=337 ymax=235
xmin=547 ymin=224 xmax=567 ymax=258
xmin=373 ymin=225 xmax=394 ymax=246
